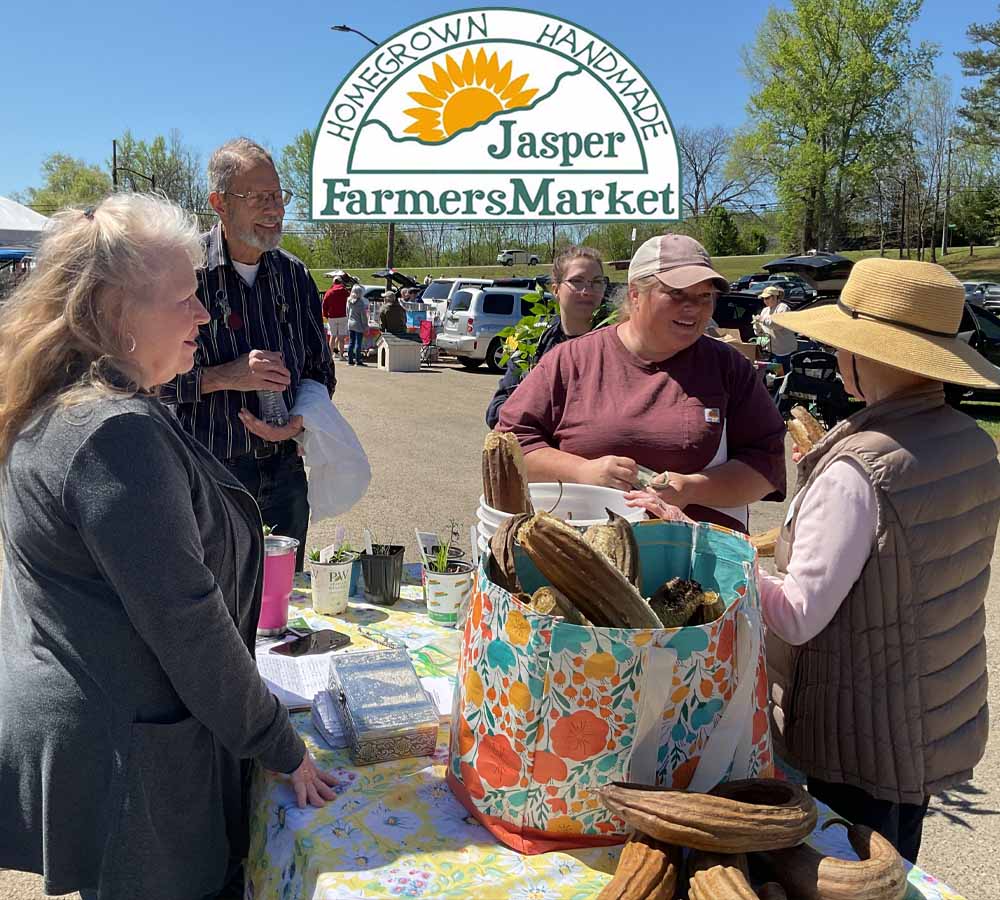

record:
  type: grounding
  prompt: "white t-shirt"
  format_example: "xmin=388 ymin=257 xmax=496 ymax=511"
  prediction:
xmin=232 ymin=259 xmax=260 ymax=287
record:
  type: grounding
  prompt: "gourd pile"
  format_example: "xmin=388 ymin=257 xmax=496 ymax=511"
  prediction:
xmin=596 ymin=778 xmax=907 ymax=899
xmin=483 ymin=433 xmax=725 ymax=630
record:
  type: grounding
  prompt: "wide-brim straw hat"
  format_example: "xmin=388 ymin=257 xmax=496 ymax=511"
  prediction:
xmin=773 ymin=257 xmax=1000 ymax=389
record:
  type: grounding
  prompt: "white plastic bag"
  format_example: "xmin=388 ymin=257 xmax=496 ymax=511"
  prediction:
xmin=291 ymin=380 xmax=371 ymax=519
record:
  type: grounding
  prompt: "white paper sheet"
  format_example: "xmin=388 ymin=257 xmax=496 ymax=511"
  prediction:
xmin=420 ymin=676 xmax=456 ymax=720
xmin=256 ymin=641 xmax=335 ymax=710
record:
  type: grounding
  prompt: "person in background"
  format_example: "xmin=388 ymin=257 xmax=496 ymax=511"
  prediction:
xmin=322 ymin=275 xmax=350 ymax=358
xmin=423 ymin=274 xmax=433 ymax=286
xmin=498 ymin=234 xmax=785 ymax=533
xmin=379 ymin=289 xmax=407 ymax=336
xmin=760 ymin=258 xmax=1000 ymax=863
xmin=160 ymin=138 xmax=334 ymax=572
xmin=0 ymin=194 xmax=336 ymax=900
xmin=754 ymin=285 xmax=797 ymax=371
xmin=486 ymin=245 xmax=605 ymax=428
xmin=346 ymin=283 xmax=369 ymax=366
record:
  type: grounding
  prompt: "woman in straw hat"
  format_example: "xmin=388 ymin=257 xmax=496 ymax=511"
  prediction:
xmin=759 ymin=257 xmax=1000 ymax=862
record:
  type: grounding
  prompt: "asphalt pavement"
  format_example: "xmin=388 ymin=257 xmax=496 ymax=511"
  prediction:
xmin=2 ymin=356 xmax=997 ymax=898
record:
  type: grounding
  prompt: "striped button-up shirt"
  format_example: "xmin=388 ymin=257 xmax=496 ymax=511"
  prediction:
xmin=161 ymin=223 xmax=336 ymax=460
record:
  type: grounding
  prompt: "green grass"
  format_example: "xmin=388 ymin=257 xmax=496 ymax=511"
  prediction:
xmin=310 ymin=247 xmax=1000 ymax=293
xmin=965 ymin=402 xmax=1000 ymax=442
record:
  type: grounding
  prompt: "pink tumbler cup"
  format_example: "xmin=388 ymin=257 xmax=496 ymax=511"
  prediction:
xmin=258 ymin=535 xmax=300 ymax=635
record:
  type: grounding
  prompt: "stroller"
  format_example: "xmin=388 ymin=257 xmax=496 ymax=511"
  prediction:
xmin=773 ymin=349 xmax=852 ymax=429
xmin=419 ymin=319 xmax=439 ymax=366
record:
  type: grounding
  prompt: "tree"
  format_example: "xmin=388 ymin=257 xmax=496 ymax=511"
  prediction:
xmin=677 ymin=125 xmax=768 ymax=217
xmin=956 ymin=5 xmax=1000 ymax=147
xmin=17 ymin=154 xmax=111 ymax=213
xmin=742 ymin=0 xmax=935 ymax=251
xmin=111 ymin=130 xmax=207 ymax=212
xmin=277 ymin=129 xmax=315 ymax=218
xmin=701 ymin=207 xmax=742 ymax=256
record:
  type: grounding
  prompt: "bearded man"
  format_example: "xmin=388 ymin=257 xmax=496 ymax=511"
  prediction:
xmin=161 ymin=138 xmax=334 ymax=569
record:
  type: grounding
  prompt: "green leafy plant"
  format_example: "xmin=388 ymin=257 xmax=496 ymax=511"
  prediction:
xmin=428 ymin=520 xmax=462 ymax=573
xmin=497 ymin=291 xmax=555 ymax=376
xmin=308 ymin=527 xmax=357 ymax=564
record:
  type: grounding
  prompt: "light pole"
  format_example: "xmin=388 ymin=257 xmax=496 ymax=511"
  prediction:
xmin=330 ymin=24 xmax=379 ymax=47
xmin=331 ymin=24 xmax=393 ymax=272
xmin=941 ymin=136 xmax=954 ymax=256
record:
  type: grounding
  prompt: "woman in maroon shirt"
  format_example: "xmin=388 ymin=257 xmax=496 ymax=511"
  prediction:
xmin=497 ymin=234 xmax=786 ymax=532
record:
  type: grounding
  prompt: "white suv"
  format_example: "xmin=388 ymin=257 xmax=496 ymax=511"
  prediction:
xmin=436 ymin=286 xmax=547 ymax=372
xmin=496 ymin=249 xmax=539 ymax=266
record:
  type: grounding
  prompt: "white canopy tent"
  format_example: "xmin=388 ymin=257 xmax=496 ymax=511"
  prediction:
xmin=0 ymin=196 xmax=50 ymax=249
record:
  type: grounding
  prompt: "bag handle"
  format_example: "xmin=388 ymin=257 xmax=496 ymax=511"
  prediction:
xmin=686 ymin=605 xmax=762 ymax=792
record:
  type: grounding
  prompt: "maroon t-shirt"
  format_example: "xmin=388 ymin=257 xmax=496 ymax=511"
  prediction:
xmin=497 ymin=326 xmax=786 ymax=530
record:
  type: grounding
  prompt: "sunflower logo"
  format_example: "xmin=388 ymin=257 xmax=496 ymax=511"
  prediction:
xmin=403 ymin=49 xmax=538 ymax=143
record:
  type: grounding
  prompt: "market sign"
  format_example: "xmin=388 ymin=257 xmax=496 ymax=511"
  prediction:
xmin=311 ymin=8 xmax=680 ymax=222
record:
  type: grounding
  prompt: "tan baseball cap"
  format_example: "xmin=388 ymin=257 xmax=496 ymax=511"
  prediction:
xmin=628 ymin=234 xmax=728 ymax=292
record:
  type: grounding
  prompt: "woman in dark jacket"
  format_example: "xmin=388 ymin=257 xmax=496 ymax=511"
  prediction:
xmin=485 ymin=246 xmax=606 ymax=428
xmin=0 ymin=194 xmax=336 ymax=900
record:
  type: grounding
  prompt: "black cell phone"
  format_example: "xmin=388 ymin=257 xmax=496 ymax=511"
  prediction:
xmin=270 ymin=630 xmax=351 ymax=657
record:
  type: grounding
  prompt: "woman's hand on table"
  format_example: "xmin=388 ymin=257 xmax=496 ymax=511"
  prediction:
xmin=284 ymin=749 xmax=339 ymax=809
xmin=579 ymin=455 xmax=638 ymax=491
xmin=624 ymin=488 xmax=695 ymax=524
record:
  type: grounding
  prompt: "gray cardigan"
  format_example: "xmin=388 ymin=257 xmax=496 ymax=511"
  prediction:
xmin=0 ymin=392 xmax=305 ymax=899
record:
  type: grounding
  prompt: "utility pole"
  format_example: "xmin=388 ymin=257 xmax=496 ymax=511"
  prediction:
xmin=386 ymin=223 xmax=395 ymax=270
xmin=112 ymin=139 xmax=118 ymax=189
xmin=941 ymin=136 xmax=954 ymax=256
xmin=899 ymin=179 xmax=907 ymax=259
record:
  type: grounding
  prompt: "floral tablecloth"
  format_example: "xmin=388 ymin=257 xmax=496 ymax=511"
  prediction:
xmin=245 ymin=566 xmax=965 ymax=900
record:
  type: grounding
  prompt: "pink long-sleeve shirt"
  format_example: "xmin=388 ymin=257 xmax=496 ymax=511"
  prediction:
xmin=758 ymin=458 xmax=877 ymax=645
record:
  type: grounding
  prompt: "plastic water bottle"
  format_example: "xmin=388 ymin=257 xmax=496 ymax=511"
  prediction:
xmin=257 ymin=390 xmax=289 ymax=427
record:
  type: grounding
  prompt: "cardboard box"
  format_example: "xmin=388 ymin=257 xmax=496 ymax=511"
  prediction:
xmin=713 ymin=329 xmax=759 ymax=363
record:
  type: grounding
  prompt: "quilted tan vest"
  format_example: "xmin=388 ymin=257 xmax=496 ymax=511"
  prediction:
xmin=770 ymin=385 xmax=1000 ymax=804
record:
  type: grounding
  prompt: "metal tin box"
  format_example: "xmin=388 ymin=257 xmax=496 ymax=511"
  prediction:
xmin=327 ymin=649 xmax=438 ymax=765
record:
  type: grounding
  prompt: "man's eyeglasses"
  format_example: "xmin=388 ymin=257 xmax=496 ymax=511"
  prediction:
xmin=224 ymin=188 xmax=293 ymax=208
xmin=563 ymin=277 xmax=608 ymax=293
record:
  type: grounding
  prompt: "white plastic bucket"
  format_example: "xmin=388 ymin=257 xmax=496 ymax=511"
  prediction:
xmin=477 ymin=483 xmax=644 ymax=544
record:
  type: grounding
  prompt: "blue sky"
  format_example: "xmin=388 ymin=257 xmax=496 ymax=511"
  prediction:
xmin=1 ymin=0 xmax=995 ymax=199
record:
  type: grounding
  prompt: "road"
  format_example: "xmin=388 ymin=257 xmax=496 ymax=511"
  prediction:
xmin=2 ymin=357 xmax=997 ymax=898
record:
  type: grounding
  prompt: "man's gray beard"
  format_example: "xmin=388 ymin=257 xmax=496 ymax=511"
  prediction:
xmin=235 ymin=221 xmax=283 ymax=252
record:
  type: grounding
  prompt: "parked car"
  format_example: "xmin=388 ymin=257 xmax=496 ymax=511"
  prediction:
xmin=496 ymin=248 xmax=540 ymax=266
xmin=762 ymin=251 xmax=854 ymax=294
xmin=436 ymin=285 xmax=549 ymax=372
xmin=420 ymin=276 xmax=494 ymax=324
xmin=713 ymin=292 xmax=764 ymax=342
xmin=372 ymin=267 xmax=422 ymax=295
xmin=963 ymin=281 xmax=1000 ymax=311
xmin=730 ymin=272 xmax=770 ymax=292
xmin=949 ymin=300 xmax=1000 ymax=404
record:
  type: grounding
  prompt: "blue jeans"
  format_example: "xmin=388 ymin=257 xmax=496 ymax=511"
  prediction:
xmin=224 ymin=446 xmax=309 ymax=570
xmin=348 ymin=330 xmax=364 ymax=364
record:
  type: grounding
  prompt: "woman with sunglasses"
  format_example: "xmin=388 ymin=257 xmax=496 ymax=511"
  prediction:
xmin=485 ymin=246 xmax=606 ymax=428
xmin=498 ymin=234 xmax=785 ymax=532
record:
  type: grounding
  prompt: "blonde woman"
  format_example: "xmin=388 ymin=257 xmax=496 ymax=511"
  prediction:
xmin=0 ymin=194 xmax=336 ymax=900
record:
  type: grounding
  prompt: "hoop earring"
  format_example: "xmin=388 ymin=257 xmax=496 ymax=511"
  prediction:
xmin=126 ymin=333 xmax=137 ymax=354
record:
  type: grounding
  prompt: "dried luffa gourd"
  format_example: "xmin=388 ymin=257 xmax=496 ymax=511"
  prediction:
xmin=791 ymin=406 xmax=826 ymax=444
xmin=752 ymin=819 xmax=906 ymax=900
xmin=596 ymin=832 xmax=680 ymax=900
xmin=518 ymin=512 xmax=661 ymax=629
xmin=598 ymin=779 xmax=817 ymax=854
xmin=750 ymin=527 xmax=780 ymax=558
xmin=687 ymin=851 xmax=756 ymax=900
xmin=649 ymin=578 xmax=725 ymax=628
xmin=529 ymin=585 xmax=588 ymax=625
xmin=482 ymin=432 xmax=533 ymax=514
xmin=583 ymin=509 xmax=642 ymax=591
xmin=488 ymin=513 xmax=531 ymax=594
